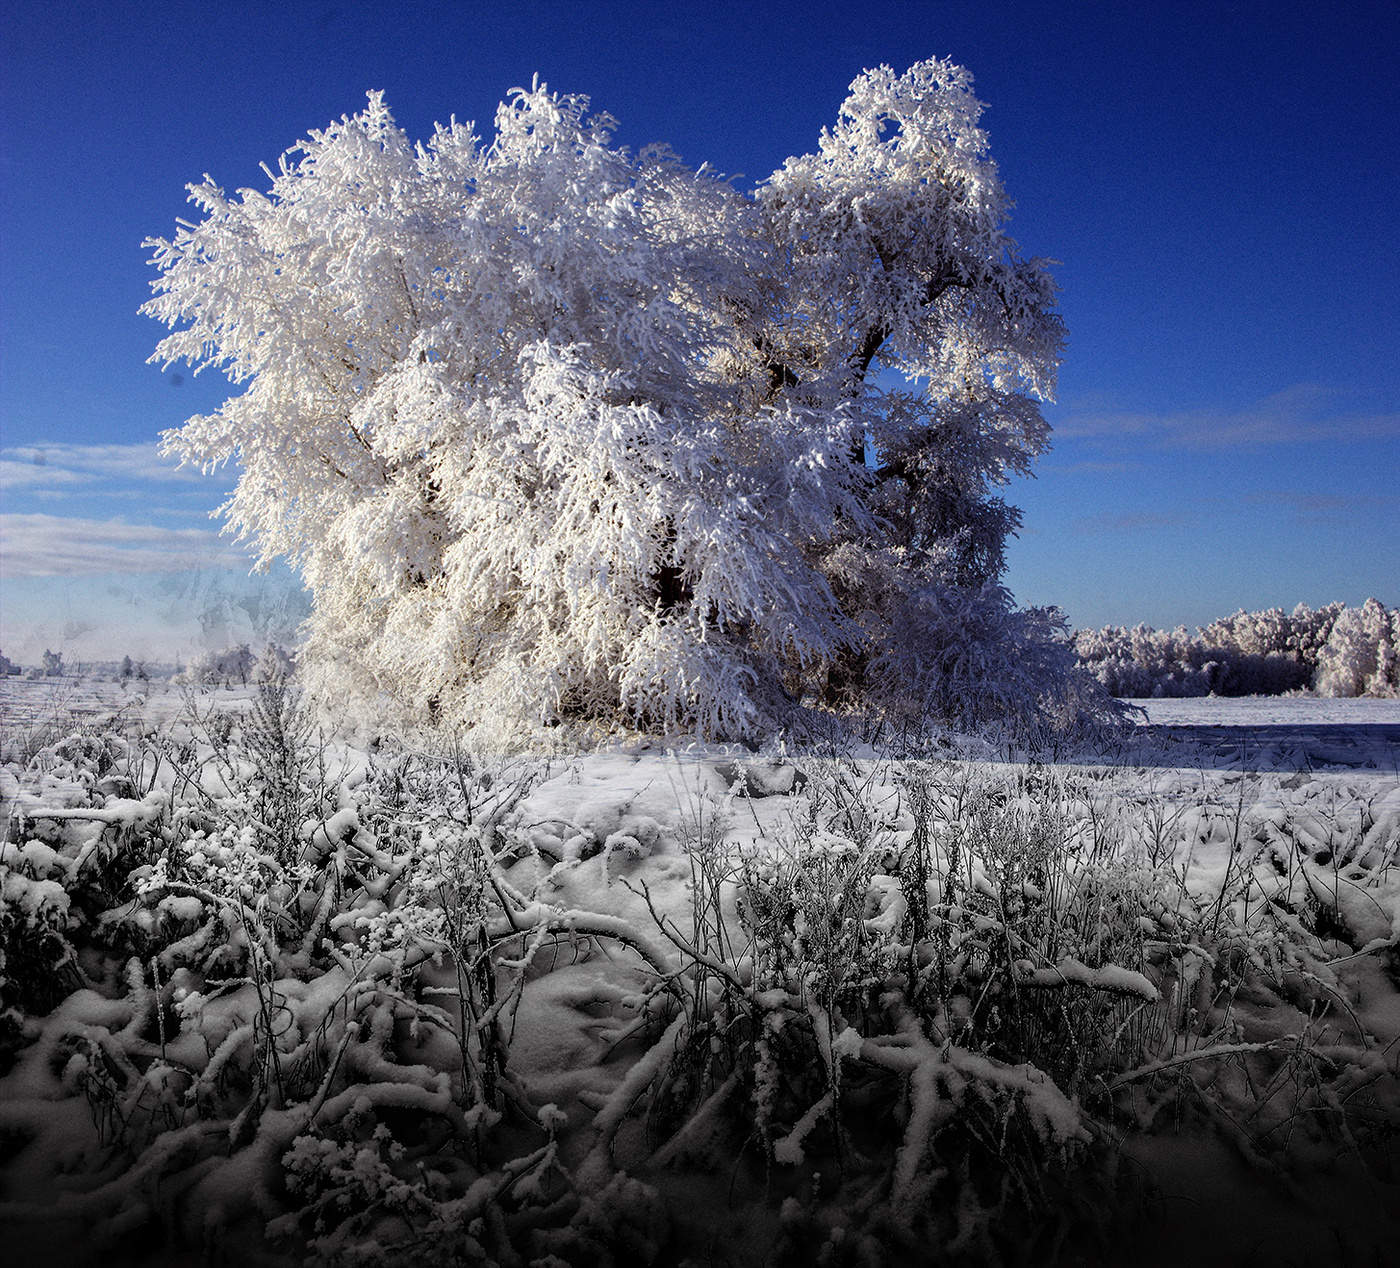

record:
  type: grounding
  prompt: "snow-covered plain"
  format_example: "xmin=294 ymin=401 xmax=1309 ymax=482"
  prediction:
xmin=1127 ymin=694 xmax=1400 ymax=727
xmin=2 ymin=679 xmax=1397 ymax=1265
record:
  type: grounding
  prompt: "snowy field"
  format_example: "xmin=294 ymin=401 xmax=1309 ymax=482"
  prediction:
xmin=0 ymin=675 xmax=239 ymax=732
xmin=4 ymin=676 xmax=1397 ymax=749
xmin=2 ymin=678 xmax=1398 ymax=1265
xmin=1127 ymin=694 xmax=1400 ymax=727
xmin=1116 ymin=695 xmax=1400 ymax=777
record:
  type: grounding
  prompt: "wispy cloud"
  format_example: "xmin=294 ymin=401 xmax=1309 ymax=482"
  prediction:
xmin=1056 ymin=384 xmax=1400 ymax=450
xmin=0 ymin=442 xmax=225 ymax=491
xmin=0 ymin=513 xmax=253 ymax=577
xmin=1039 ymin=458 xmax=1133 ymax=475
xmin=1072 ymin=511 xmax=1185 ymax=535
xmin=1245 ymin=490 xmax=1396 ymax=521
xmin=0 ymin=459 xmax=97 ymax=490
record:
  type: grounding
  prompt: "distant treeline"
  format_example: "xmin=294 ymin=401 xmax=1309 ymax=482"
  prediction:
xmin=1074 ymin=599 xmax=1398 ymax=698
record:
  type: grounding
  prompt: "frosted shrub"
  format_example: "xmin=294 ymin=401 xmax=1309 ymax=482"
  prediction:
xmin=617 ymin=754 xmax=1400 ymax=1260
xmin=634 ymin=764 xmax=1133 ymax=1256
xmin=872 ymin=583 xmax=1122 ymax=740
xmin=0 ymin=704 xmax=670 ymax=1263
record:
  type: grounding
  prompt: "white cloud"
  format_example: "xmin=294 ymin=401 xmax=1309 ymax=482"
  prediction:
xmin=0 ymin=442 xmax=227 ymax=489
xmin=1071 ymin=511 xmax=1185 ymax=535
xmin=0 ymin=458 xmax=98 ymax=490
xmin=1246 ymin=490 xmax=1396 ymax=521
xmin=0 ymin=513 xmax=254 ymax=577
xmin=1055 ymin=384 xmax=1400 ymax=450
xmin=1038 ymin=458 xmax=1133 ymax=475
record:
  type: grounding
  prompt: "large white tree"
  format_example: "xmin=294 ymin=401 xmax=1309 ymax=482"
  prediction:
xmin=146 ymin=61 xmax=1089 ymax=739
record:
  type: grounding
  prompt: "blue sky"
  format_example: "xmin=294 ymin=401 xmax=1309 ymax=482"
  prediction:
xmin=1 ymin=0 xmax=1396 ymax=663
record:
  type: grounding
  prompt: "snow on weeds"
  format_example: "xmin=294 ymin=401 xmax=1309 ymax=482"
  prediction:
xmin=1 ymin=685 xmax=1397 ymax=1264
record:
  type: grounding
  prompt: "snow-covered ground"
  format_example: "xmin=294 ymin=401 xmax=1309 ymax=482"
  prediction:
xmin=7 ymin=676 xmax=1397 ymax=734
xmin=0 ymin=675 xmax=243 ymax=727
xmin=1110 ymin=694 xmax=1400 ymax=776
xmin=1127 ymin=694 xmax=1400 ymax=727
xmin=2 ymin=681 xmax=1397 ymax=1265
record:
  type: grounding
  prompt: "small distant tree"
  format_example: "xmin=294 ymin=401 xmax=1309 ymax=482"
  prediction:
xmin=255 ymin=643 xmax=295 ymax=684
xmin=119 ymin=655 xmax=134 ymax=685
xmin=40 ymin=649 xmax=63 ymax=678
xmin=147 ymin=62 xmax=1104 ymax=739
xmin=177 ymin=654 xmax=207 ymax=687
xmin=178 ymin=643 xmax=253 ymax=688
xmin=0 ymin=650 xmax=17 ymax=677
xmin=225 ymin=643 xmax=255 ymax=687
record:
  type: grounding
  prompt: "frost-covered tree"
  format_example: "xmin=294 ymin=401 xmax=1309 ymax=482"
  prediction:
xmin=146 ymin=62 xmax=1085 ymax=739
xmin=1315 ymin=598 xmax=1398 ymax=698
xmin=1076 ymin=599 xmax=1396 ymax=699
xmin=180 ymin=643 xmax=255 ymax=688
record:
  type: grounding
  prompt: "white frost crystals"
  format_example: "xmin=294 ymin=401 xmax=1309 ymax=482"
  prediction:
xmin=145 ymin=63 xmax=1091 ymax=740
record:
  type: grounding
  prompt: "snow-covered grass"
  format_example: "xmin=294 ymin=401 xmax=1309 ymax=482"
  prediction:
xmin=2 ymin=680 xmax=1397 ymax=1265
